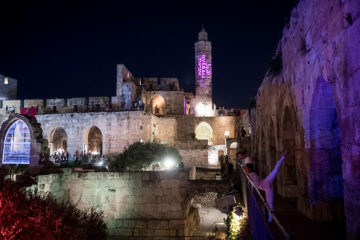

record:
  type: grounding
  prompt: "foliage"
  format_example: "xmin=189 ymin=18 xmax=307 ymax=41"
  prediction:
xmin=226 ymin=209 xmax=241 ymax=240
xmin=109 ymin=142 xmax=182 ymax=171
xmin=267 ymin=51 xmax=283 ymax=77
xmin=0 ymin=169 xmax=107 ymax=240
xmin=226 ymin=206 xmax=250 ymax=240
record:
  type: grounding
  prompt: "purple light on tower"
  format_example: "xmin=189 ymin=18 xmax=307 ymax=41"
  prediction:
xmin=197 ymin=54 xmax=212 ymax=79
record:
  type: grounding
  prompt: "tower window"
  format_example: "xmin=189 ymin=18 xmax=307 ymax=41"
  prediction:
xmin=4 ymin=77 xmax=8 ymax=85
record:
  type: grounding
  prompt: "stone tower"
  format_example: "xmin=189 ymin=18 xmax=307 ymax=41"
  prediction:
xmin=193 ymin=27 xmax=215 ymax=116
xmin=195 ymin=26 xmax=212 ymax=101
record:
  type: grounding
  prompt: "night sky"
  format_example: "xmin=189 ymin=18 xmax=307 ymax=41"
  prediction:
xmin=0 ymin=0 xmax=297 ymax=108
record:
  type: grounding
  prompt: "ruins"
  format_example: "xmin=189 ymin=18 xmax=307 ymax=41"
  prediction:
xmin=0 ymin=28 xmax=249 ymax=170
xmin=1 ymin=0 xmax=359 ymax=238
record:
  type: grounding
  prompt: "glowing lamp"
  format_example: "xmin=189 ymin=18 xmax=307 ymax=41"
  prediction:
xmin=224 ymin=131 xmax=230 ymax=138
xmin=163 ymin=156 xmax=175 ymax=170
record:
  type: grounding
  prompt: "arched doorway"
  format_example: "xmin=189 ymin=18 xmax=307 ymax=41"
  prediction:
xmin=2 ymin=120 xmax=31 ymax=164
xmin=84 ymin=126 xmax=103 ymax=156
xmin=309 ymin=77 xmax=343 ymax=203
xmin=151 ymin=94 xmax=166 ymax=116
xmin=281 ymin=106 xmax=298 ymax=198
xmin=195 ymin=122 xmax=213 ymax=144
xmin=49 ymin=128 xmax=67 ymax=154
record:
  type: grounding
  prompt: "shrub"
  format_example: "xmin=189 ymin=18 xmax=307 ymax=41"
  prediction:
xmin=109 ymin=142 xmax=182 ymax=171
xmin=0 ymin=169 xmax=107 ymax=240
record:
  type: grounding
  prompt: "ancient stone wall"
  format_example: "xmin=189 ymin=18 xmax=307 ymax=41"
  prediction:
xmin=145 ymin=91 xmax=185 ymax=115
xmin=252 ymin=0 xmax=360 ymax=238
xmin=0 ymin=74 xmax=17 ymax=100
xmin=27 ymin=169 xmax=229 ymax=237
xmin=35 ymin=111 xmax=153 ymax=155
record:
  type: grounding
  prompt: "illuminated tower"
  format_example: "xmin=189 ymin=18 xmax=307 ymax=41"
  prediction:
xmin=194 ymin=26 xmax=214 ymax=116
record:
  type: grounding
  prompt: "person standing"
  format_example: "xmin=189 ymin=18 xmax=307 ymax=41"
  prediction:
xmin=243 ymin=150 xmax=289 ymax=221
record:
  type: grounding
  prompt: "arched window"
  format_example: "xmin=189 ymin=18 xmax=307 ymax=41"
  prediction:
xmin=49 ymin=128 xmax=67 ymax=154
xmin=195 ymin=122 xmax=213 ymax=143
xmin=229 ymin=142 xmax=238 ymax=149
xmin=2 ymin=120 xmax=31 ymax=164
xmin=151 ymin=94 xmax=166 ymax=116
xmin=84 ymin=126 xmax=103 ymax=155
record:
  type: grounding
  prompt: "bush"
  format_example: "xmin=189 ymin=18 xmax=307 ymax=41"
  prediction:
xmin=0 ymin=169 xmax=107 ymax=240
xmin=109 ymin=142 xmax=182 ymax=171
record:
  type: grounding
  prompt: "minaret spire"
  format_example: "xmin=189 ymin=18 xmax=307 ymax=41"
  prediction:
xmin=193 ymin=26 xmax=213 ymax=116
xmin=198 ymin=25 xmax=208 ymax=41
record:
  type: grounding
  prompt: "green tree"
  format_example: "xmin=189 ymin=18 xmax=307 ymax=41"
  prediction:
xmin=108 ymin=142 xmax=182 ymax=171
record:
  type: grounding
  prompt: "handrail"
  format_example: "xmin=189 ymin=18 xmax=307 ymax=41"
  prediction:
xmin=241 ymin=168 xmax=291 ymax=240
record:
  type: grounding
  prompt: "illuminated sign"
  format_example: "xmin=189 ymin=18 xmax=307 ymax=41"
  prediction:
xmin=197 ymin=54 xmax=211 ymax=79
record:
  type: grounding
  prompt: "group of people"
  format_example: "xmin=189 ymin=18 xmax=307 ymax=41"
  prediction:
xmin=51 ymin=151 xmax=70 ymax=164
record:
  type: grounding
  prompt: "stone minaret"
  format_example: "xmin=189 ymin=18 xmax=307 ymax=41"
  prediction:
xmin=193 ymin=26 xmax=214 ymax=116
xmin=195 ymin=26 xmax=212 ymax=102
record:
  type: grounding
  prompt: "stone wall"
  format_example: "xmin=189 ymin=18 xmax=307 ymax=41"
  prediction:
xmin=0 ymin=74 xmax=17 ymax=100
xmin=27 ymin=169 xmax=229 ymax=237
xmin=145 ymin=91 xmax=185 ymax=115
xmin=252 ymin=0 xmax=360 ymax=239
xmin=35 ymin=111 xmax=153 ymax=155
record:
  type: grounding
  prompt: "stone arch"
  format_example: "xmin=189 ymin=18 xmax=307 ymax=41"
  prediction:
xmin=309 ymin=77 xmax=343 ymax=203
xmin=229 ymin=142 xmax=238 ymax=149
xmin=195 ymin=122 xmax=213 ymax=143
xmin=84 ymin=126 xmax=103 ymax=155
xmin=0 ymin=114 xmax=44 ymax=167
xmin=49 ymin=127 xmax=67 ymax=154
xmin=280 ymin=105 xmax=298 ymax=198
xmin=150 ymin=94 xmax=166 ymax=116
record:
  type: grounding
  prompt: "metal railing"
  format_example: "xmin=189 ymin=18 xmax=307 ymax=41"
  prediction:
xmin=240 ymin=168 xmax=291 ymax=240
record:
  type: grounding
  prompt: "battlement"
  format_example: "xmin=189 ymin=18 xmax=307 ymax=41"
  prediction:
xmin=0 ymin=96 xmax=142 ymax=115
xmin=142 ymin=77 xmax=180 ymax=91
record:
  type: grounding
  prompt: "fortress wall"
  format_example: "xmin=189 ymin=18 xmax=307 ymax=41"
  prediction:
xmin=28 ymin=169 xmax=192 ymax=237
xmin=145 ymin=91 xmax=185 ymax=115
xmin=35 ymin=111 xmax=153 ymax=155
xmin=252 ymin=0 xmax=360 ymax=237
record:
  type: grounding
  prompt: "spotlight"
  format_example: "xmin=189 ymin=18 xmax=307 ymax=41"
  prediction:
xmin=163 ymin=156 xmax=175 ymax=170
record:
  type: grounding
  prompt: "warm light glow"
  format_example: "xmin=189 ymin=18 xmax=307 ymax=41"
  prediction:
xmin=224 ymin=131 xmax=230 ymax=138
xmin=4 ymin=77 xmax=8 ymax=85
xmin=163 ymin=156 xmax=175 ymax=170
xmin=195 ymin=122 xmax=213 ymax=143
xmin=91 ymin=151 xmax=100 ymax=155
xmin=195 ymin=102 xmax=213 ymax=116
xmin=151 ymin=94 xmax=166 ymax=115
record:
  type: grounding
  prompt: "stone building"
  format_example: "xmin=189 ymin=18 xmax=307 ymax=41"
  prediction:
xmin=0 ymin=74 xmax=17 ymax=101
xmin=0 ymin=28 xmax=249 ymax=170
xmin=251 ymin=1 xmax=360 ymax=239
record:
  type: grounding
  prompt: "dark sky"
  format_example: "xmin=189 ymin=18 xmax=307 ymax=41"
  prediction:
xmin=0 ymin=0 xmax=297 ymax=108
